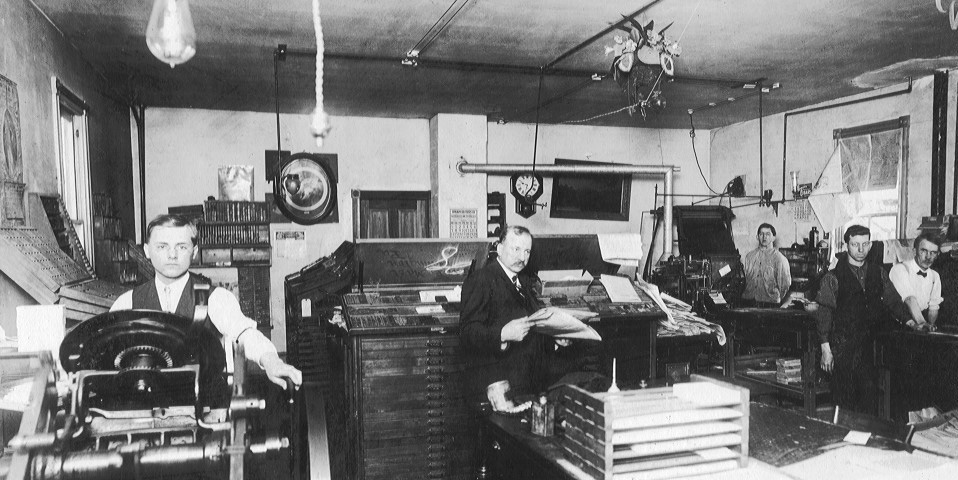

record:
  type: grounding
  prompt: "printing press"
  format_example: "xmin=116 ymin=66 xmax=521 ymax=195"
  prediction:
xmin=1 ymin=309 xmax=326 ymax=480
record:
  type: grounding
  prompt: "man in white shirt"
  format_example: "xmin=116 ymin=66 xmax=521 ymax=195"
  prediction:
xmin=741 ymin=223 xmax=792 ymax=307
xmin=111 ymin=214 xmax=302 ymax=389
xmin=889 ymin=232 xmax=943 ymax=331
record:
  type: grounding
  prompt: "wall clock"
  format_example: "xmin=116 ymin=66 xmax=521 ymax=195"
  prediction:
xmin=510 ymin=172 xmax=543 ymax=218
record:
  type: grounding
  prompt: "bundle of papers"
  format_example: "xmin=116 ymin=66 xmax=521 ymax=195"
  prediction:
xmin=529 ymin=307 xmax=601 ymax=341
xmin=776 ymin=358 xmax=802 ymax=384
xmin=657 ymin=292 xmax=727 ymax=346
xmin=909 ymin=407 xmax=958 ymax=457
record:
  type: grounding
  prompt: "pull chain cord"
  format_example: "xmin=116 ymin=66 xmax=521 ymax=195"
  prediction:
xmin=311 ymin=0 xmax=332 ymax=147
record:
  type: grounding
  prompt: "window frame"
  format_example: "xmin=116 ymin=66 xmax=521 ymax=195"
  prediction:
xmin=832 ymin=116 xmax=909 ymax=241
xmin=52 ymin=78 xmax=94 ymax=262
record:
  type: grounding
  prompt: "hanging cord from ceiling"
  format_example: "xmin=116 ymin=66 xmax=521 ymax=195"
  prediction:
xmin=688 ymin=112 xmax=720 ymax=195
xmin=407 ymin=0 xmax=474 ymax=58
xmin=310 ymin=0 xmax=331 ymax=146
xmin=532 ymin=68 xmax=545 ymax=173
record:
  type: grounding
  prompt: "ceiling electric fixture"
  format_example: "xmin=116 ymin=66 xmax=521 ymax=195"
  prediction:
xmin=146 ymin=0 xmax=197 ymax=68
xmin=402 ymin=50 xmax=420 ymax=67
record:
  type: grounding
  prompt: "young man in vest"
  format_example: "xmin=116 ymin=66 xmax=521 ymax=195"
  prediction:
xmin=110 ymin=214 xmax=302 ymax=390
xmin=814 ymin=224 xmax=907 ymax=415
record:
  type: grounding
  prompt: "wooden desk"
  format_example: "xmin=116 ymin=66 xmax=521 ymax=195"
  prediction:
xmin=482 ymin=401 xmax=908 ymax=480
xmin=875 ymin=329 xmax=958 ymax=422
xmin=716 ymin=308 xmax=828 ymax=416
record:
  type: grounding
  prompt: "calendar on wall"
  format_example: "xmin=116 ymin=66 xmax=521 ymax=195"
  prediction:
xmin=449 ymin=208 xmax=477 ymax=239
xmin=791 ymin=199 xmax=813 ymax=222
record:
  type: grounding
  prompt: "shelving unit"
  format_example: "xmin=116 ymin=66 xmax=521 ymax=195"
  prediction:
xmin=781 ymin=246 xmax=829 ymax=292
xmin=716 ymin=308 xmax=828 ymax=416
xmin=91 ymin=193 xmax=145 ymax=285
xmin=194 ymin=200 xmax=271 ymax=267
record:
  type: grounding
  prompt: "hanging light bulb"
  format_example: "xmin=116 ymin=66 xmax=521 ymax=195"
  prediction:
xmin=145 ymin=0 xmax=196 ymax=68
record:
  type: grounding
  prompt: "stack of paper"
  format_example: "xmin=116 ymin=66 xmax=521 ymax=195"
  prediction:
xmin=775 ymin=358 xmax=802 ymax=384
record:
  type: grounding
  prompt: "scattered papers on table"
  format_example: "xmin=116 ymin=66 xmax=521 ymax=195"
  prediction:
xmin=599 ymin=274 xmax=643 ymax=303
xmin=657 ymin=292 xmax=727 ymax=345
xmin=909 ymin=407 xmax=958 ymax=457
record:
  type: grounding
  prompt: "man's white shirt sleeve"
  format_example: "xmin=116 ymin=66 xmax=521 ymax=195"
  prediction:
xmin=207 ymin=288 xmax=277 ymax=368
xmin=109 ymin=288 xmax=277 ymax=368
xmin=888 ymin=263 xmax=914 ymax=300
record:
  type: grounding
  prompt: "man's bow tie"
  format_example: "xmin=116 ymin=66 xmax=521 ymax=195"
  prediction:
xmin=917 ymin=270 xmax=928 ymax=278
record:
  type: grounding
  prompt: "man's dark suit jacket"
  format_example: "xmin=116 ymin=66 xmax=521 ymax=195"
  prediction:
xmin=459 ymin=260 xmax=543 ymax=404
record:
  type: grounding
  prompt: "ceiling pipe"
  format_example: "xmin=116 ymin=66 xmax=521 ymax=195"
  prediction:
xmin=457 ymin=160 xmax=679 ymax=261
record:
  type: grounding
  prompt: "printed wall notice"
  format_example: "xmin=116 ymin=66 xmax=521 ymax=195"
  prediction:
xmin=275 ymin=230 xmax=306 ymax=259
xmin=449 ymin=208 xmax=477 ymax=239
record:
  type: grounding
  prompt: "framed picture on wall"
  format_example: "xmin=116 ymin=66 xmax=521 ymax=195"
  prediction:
xmin=549 ymin=158 xmax=631 ymax=221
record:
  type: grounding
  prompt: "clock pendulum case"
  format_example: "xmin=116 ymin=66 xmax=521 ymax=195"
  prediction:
xmin=510 ymin=172 xmax=543 ymax=218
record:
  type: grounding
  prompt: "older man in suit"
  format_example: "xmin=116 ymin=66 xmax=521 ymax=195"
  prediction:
xmin=459 ymin=225 xmax=554 ymax=410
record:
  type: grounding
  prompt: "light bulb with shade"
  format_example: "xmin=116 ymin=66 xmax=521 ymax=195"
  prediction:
xmin=146 ymin=0 xmax=196 ymax=68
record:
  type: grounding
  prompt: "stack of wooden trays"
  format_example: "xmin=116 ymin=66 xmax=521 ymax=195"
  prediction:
xmin=554 ymin=375 xmax=750 ymax=480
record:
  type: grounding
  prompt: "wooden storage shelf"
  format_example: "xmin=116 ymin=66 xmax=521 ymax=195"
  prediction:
xmin=554 ymin=375 xmax=749 ymax=480
xmin=715 ymin=308 xmax=828 ymax=416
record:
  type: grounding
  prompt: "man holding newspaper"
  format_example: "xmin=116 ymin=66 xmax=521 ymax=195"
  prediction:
xmin=459 ymin=226 xmax=599 ymax=412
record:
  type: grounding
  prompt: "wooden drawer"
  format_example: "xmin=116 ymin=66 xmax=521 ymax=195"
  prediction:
xmin=362 ymin=371 xmax=464 ymax=390
xmin=363 ymin=415 xmax=473 ymax=440
xmin=360 ymin=363 xmax=464 ymax=377
xmin=361 ymin=335 xmax=460 ymax=351
xmin=364 ymin=394 xmax=462 ymax=412
xmin=361 ymin=355 xmax=462 ymax=371
xmin=365 ymin=448 xmax=473 ymax=479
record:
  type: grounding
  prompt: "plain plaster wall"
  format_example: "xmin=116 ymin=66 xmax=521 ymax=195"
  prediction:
xmin=0 ymin=0 xmax=134 ymax=336
xmin=710 ymin=74 xmax=953 ymax=255
xmin=145 ymin=109 xmax=711 ymax=351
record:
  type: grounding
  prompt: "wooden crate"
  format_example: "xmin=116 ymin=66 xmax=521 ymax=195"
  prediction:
xmin=554 ymin=374 xmax=749 ymax=480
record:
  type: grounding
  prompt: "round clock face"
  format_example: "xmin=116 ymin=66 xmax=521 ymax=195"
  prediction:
xmin=514 ymin=174 xmax=541 ymax=197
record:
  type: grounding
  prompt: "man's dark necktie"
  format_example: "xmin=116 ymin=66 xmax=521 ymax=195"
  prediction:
xmin=918 ymin=270 xmax=927 ymax=278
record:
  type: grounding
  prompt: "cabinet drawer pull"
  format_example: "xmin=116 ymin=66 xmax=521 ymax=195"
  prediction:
xmin=427 ymin=426 xmax=446 ymax=435
xmin=427 ymin=470 xmax=445 ymax=478
xmin=426 ymin=367 xmax=445 ymax=374
xmin=425 ymin=340 xmax=444 ymax=347
xmin=426 ymin=375 xmax=444 ymax=383
xmin=426 ymin=348 xmax=443 ymax=356
xmin=426 ymin=384 xmax=444 ymax=392
xmin=426 ymin=358 xmax=444 ymax=365
xmin=428 ymin=461 xmax=446 ymax=469
xmin=426 ymin=401 xmax=446 ymax=409
xmin=426 ymin=393 xmax=444 ymax=400
xmin=427 ymin=410 xmax=443 ymax=417
xmin=427 ymin=419 xmax=444 ymax=426
xmin=427 ymin=452 xmax=446 ymax=461
xmin=427 ymin=444 xmax=446 ymax=453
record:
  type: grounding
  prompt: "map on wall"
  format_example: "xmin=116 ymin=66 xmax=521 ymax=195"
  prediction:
xmin=0 ymin=73 xmax=25 ymax=227
xmin=0 ymin=73 xmax=23 ymax=183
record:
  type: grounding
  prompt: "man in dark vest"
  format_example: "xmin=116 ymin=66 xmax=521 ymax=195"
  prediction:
xmin=813 ymin=224 xmax=907 ymax=415
xmin=110 ymin=214 xmax=302 ymax=390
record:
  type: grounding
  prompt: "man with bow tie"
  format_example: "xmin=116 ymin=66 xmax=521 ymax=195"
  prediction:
xmin=889 ymin=232 xmax=943 ymax=331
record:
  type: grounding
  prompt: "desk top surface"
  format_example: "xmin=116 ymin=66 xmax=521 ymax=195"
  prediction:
xmin=484 ymin=400 xmax=910 ymax=480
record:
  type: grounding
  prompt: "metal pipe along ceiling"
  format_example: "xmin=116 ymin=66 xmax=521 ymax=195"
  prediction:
xmin=457 ymin=161 xmax=679 ymax=262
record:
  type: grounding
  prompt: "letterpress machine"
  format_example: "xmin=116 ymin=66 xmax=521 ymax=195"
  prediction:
xmin=1 ymin=310 xmax=327 ymax=480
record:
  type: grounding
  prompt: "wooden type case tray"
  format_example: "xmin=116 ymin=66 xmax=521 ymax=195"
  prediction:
xmin=554 ymin=375 xmax=749 ymax=480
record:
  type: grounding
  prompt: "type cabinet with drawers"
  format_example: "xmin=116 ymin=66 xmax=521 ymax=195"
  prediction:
xmin=338 ymin=289 xmax=475 ymax=480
